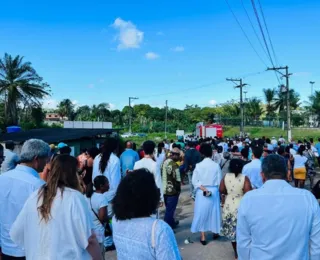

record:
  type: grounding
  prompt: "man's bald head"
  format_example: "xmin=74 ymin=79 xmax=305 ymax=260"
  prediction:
xmin=126 ymin=141 xmax=133 ymax=149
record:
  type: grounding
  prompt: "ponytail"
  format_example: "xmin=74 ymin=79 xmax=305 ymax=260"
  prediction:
xmin=85 ymin=183 xmax=94 ymax=198
xmin=99 ymin=137 xmax=119 ymax=173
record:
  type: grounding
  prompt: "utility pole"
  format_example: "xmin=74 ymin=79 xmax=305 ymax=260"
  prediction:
xmin=165 ymin=100 xmax=168 ymax=139
xmin=310 ymin=81 xmax=315 ymax=96
xmin=226 ymin=78 xmax=247 ymax=137
xmin=267 ymin=66 xmax=292 ymax=141
xmin=129 ymin=97 xmax=139 ymax=134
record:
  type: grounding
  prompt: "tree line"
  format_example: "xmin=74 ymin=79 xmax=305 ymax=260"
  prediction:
xmin=1 ymin=53 xmax=319 ymax=133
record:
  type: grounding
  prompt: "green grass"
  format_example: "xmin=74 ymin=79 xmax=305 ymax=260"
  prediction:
xmin=224 ymin=126 xmax=320 ymax=140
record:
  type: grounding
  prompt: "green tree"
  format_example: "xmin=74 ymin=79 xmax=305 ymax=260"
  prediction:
xmin=92 ymin=103 xmax=111 ymax=121
xmin=75 ymin=105 xmax=91 ymax=121
xmin=245 ymin=98 xmax=263 ymax=121
xmin=263 ymin=88 xmax=276 ymax=122
xmin=0 ymin=53 xmax=50 ymax=125
xmin=57 ymin=99 xmax=75 ymax=120
xmin=274 ymin=88 xmax=300 ymax=118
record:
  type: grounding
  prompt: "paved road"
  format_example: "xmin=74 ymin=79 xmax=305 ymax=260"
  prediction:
xmin=106 ymin=174 xmax=319 ymax=260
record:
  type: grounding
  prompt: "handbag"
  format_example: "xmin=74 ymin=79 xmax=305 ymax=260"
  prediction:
xmin=90 ymin=198 xmax=112 ymax=237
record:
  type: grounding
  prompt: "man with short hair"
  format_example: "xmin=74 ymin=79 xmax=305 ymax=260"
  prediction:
xmin=1 ymin=141 xmax=19 ymax=174
xmin=184 ymin=141 xmax=201 ymax=198
xmin=0 ymin=139 xmax=49 ymax=260
xmin=237 ymin=154 xmax=320 ymax=260
xmin=242 ymin=147 xmax=263 ymax=189
xmin=162 ymin=147 xmax=182 ymax=229
xmin=120 ymin=141 xmax=139 ymax=177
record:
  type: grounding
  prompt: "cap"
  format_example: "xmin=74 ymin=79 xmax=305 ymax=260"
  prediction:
xmin=57 ymin=142 xmax=68 ymax=149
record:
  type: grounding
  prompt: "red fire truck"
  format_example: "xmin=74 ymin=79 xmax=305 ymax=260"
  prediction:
xmin=196 ymin=122 xmax=223 ymax=138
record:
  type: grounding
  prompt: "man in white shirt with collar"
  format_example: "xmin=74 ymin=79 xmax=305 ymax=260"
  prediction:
xmin=237 ymin=154 xmax=320 ymax=260
xmin=0 ymin=139 xmax=49 ymax=260
xmin=242 ymin=147 xmax=263 ymax=189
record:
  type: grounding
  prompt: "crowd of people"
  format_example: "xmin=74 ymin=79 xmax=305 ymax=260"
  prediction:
xmin=0 ymin=134 xmax=319 ymax=260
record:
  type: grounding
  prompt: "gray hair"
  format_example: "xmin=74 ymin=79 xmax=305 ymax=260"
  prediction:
xmin=20 ymin=139 xmax=50 ymax=162
xmin=261 ymin=154 xmax=287 ymax=180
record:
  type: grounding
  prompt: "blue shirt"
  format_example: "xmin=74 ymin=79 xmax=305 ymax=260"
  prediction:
xmin=0 ymin=165 xmax=45 ymax=257
xmin=242 ymin=159 xmax=263 ymax=189
xmin=315 ymin=142 xmax=320 ymax=154
xmin=237 ymin=180 xmax=320 ymax=260
xmin=113 ymin=217 xmax=181 ymax=260
xmin=0 ymin=149 xmax=19 ymax=173
xmin=120 ymin=149 xmax=140 ymax=176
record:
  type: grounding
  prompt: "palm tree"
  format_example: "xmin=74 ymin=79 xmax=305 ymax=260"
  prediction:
xmin=245 ymin=98 xmax=263 ymax=121
xmin=306 ymin=90 xmax=320 ymax=127
xmin=75 ymin=105 xmax=91 ymax=121
xmin=274 ymin=88 xmax=300 ymax=120
xmin=0 ymin=53 xmax=50 ymax=125
xmin=263 ymin=88 xmax=276 ymax=120
xmin=92 ymin=103 xmax=111 ymax=121
xmin=57 ymin=99 xmax=75 ymax=120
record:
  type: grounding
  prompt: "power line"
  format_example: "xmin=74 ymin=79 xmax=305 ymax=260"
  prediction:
xmin=224 ymin=0 xmax=268 ymax=67
xmin=257 ymin=0 xmax=279 ymax=66
xmin=250 ymin=0 xmax=281 ymax=84
xmin=137 ymin=70 xmax=266 ymax=100
xmin=240 ymin=0 xmax=269 ymax=60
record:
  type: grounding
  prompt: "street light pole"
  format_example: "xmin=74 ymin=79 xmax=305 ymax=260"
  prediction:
xmin=129 ymin=97 xmax=139 ymax=134
xmin=267 ymin=66 xmax=292 ymax=141
xmin=310 ymin=81 xmax=315 ymax=96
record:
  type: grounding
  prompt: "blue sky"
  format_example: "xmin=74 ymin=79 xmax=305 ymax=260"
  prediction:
xmin=1 ymin=0 xmax=319 ymax=110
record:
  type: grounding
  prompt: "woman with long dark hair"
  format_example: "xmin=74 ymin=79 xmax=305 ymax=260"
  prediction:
xmin=92 ymin=137 xmax=121 ymax=200
xmin=112 ymin=169 xmax=181 ymax=259
xmin=85 ymin=176 xmax=110 ymax=259
xmin=81 ymin=147 xmax=100 ymax=186
xmin=10 ymin=155 xmax=101 ymax=260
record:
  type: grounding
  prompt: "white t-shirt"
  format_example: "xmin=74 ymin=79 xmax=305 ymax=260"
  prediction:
xmin=10 ymin=188 xmax=93 ymax=260
xmin=86 ymin=193 xmax=108 ymax=243
xmin=134 ymin=158 xmax=163 ymax=201
xmin=290 ymin=148 xmax=297 ymax=155
xmin=293 ymin=155 xmax=308 ymax=169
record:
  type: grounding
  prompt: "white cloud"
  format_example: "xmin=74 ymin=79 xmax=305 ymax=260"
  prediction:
xmin=109 ymin=103 xmax=116 ymax=110
xmin=42 ymin=98 xmax=58 ymax=109
xmin=112 ymin=18 xmax=144 ymax=50
xmin=171 ymin=46 xmax=185 ymax=52
xmin=156 ymin=31 xmax=164 ymax=36
xmin=88 ymin=84 xmax=94 ymax=88
xmin=145 ymin=52 xmax=160 ymax=60
xmin=293 ymin=72 xmax=312 ymax=77
xmin=209 ymin=99 xmax=217 ymax=106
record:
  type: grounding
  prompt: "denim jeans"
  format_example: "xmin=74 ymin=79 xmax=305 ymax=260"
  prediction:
xmin=164 ymin=194 xmax=179 ymax=228
xmin=187 ymin=171 xmax=195 ymax=196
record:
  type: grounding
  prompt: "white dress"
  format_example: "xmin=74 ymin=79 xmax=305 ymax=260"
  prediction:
xmin=191 ymin=158 xmax=222 ymax=233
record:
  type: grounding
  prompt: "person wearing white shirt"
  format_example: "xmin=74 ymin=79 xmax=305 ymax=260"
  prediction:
xmin=0 ymin=139 xmax=49 ymax=259
xmin=237 ymin=155 xmax=320 ymax=260
xmin=293 ymin=145 xmax=308 ymax=189
xmin=1 ymin=141 xmax=19 ymax=174
xmin=10 ymin=154 xmax=101 ymax=260
xmin=242 ymin=147 xmax=263 ymax=189
xmin=191 ymin=143 xmax=222 ymax=245
xmin=92 ymin=138 xmax=121 ymax=201
xmin=85 ymin=175 xmax=110 ymax=259
xmin=134 ymin=141 xmax=164 ymax=205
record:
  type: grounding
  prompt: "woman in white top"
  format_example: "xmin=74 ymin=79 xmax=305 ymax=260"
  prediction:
xmin=92 ymin=137 xmax=121 ymax=200
xmin=191 ymin=143 xmax=222 ymax=245
xmin=293 ymin=145 xmax=308 ymax=188
xmin=10 ymin=155 xmax=101 ymax=260
xmin=112 ymin=168 xmax=181 ymax=260
xmin=85 ymin=175 xmax=110 ymax=259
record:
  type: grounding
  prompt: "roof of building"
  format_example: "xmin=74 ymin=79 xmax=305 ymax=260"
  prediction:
xmin=0 ymin=128 xmax=118 ymax=143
